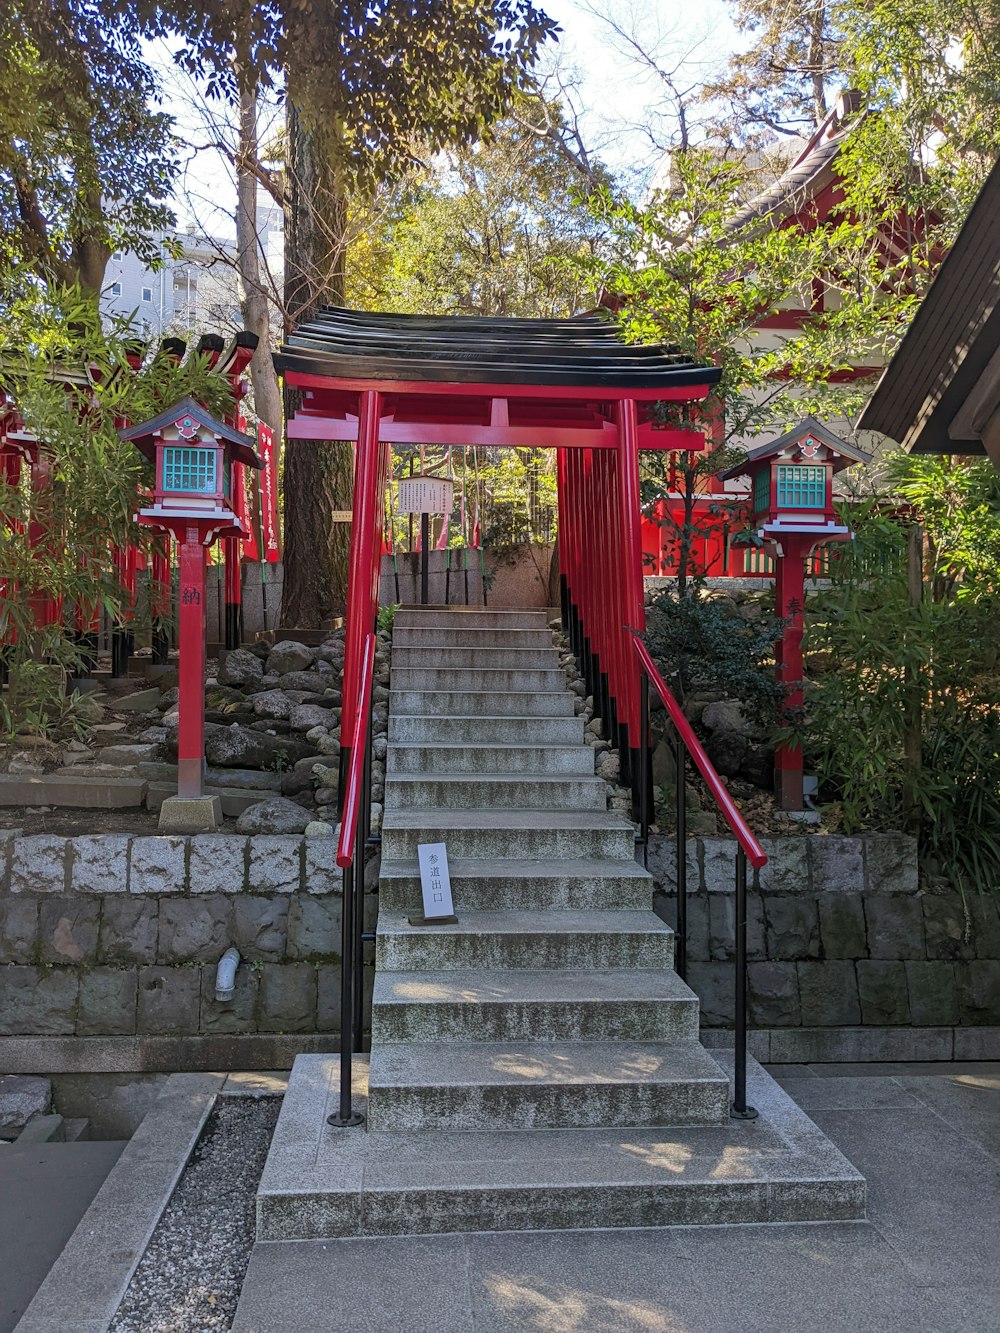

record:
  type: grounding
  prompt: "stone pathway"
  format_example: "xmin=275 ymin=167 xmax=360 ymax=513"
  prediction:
xmin=234 ymin=1061 xmax=1000 ymax=1332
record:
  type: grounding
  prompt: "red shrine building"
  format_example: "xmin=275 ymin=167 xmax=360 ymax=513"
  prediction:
xmin=641 ymin=91 xmax=908 ymax=580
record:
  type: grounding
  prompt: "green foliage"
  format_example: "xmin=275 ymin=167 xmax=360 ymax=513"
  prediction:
xmin=0 ymin=286 xmax=234 ymax=722
xmin=480 ymin=452 xmax=556 ymax=559
xmin=143 ymin=1 xmax=558 ymax=186
xmin=643 ymin=586 xmax=785 ymax=725
xmin=802 ymin=466 xmax=1000 ymax=894
xmin=350 ymin=100 xmax=608 ymax=317
xmin=0 ymin=664 xmax=102 ymax=741
xmin=581 ymin=150 xmax=843 ymax=441
xmin=376 ymin=604 xmax=398 ymax=633
xmin=709 ymin=0 xmax=1000 ymax=191
xmin=0 ymin=1 xmax=177 ymax=297
xmin=885 ymin=452 xmax=1000 ymax=600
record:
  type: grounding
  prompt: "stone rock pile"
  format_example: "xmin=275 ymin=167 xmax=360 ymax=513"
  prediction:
xmin=175 ymin=625 xmax=393 ymax=834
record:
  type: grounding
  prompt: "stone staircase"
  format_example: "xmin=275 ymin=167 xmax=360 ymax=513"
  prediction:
xmin=257 ymin=606 xmax=865 ymax=1238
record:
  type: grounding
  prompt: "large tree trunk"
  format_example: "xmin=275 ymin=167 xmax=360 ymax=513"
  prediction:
xmin=280 ymin=90 xmax=356 ymax=627
xmin=236 ymin=80 xmax=282 ymax=435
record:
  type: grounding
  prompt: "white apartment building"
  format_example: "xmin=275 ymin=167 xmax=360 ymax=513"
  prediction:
xmin=101 ymin=203 xmax=284 ymax=339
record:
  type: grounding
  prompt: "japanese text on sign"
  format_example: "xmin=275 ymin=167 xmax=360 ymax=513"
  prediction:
xmin=398 ymin=476 xmax=454 ymax=515
xmin=416 ymin=842 xmax=455 ymax=921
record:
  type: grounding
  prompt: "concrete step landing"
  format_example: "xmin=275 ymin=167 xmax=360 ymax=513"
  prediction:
xmin=256 ymin=1053 xmax=866 ymax=1238
xmin=366 ymin=1039 xmax=731 ymax=1131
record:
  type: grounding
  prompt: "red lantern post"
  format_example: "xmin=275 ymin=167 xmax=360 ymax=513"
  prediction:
xmin=121 ymin=397 xmax=261 ymax=832
xmin=719 ymin=418 xmax=871 ymax=810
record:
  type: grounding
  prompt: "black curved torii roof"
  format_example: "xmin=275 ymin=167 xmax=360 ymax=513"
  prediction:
xmin=274 ymin=306 xmax=723 ymax=394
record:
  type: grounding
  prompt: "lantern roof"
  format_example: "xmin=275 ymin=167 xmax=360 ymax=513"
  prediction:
xmin=120 ymin=396 xmax=261 ymax=468
xmin=717 ymin=416 xmax=871 ymax=480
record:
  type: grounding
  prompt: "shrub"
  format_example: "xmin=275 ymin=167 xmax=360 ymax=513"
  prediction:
xmin=643 ymin=587 xmax=784 ymax=726
xmin=803 ymin=467 xmax=1000 ymax=894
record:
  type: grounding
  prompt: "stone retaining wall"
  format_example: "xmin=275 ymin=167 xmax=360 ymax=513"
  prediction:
xmin=649 ymin=833 xmax=1000 ymax=1052
xmin=0 ymin=831 xmax=372 ymax=1048
xmin=4 ymin=827 xmax=999 ymax=1068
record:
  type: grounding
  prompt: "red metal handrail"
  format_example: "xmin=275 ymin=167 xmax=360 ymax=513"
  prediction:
xmin=336 ymin=631 xmax=376 ymax=869
xmin=631 ymin=635 xmax=768 ymax=870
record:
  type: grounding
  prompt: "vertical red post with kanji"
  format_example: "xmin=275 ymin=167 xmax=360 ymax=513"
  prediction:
xmin=774 ymin=536 xmax=809 ymax=811
xmin=177 ymin=527 xmax=208 ymax=798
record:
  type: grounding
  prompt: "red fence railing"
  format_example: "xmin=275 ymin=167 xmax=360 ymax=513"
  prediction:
xmin=559 ymin=403 xmax=765 ymax=1120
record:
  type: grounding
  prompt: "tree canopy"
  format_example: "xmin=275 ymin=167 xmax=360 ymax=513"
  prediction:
xmin=349 ymin=101 xmax=607 ymax=318
xmin=0 ymin=1 xmax=177 ymax=297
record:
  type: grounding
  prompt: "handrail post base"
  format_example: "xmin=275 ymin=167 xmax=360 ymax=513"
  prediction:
xmin=730 ymin=1103 xmax=759 ymax=1121
xmin=327 ymin=1111 xmax=365 ymax=1129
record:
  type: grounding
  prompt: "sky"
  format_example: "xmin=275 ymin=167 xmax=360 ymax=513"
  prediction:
xmin=152 ymin=0 xmax=741 ymax=242
xmin=535 ymin=0 xmax=739 ymax=173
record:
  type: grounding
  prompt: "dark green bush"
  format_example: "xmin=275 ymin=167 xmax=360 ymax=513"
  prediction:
xmin=643 ymin=588 xmax=784 ymax=727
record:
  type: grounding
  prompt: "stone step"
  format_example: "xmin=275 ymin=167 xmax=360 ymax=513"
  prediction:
xmin=391 ymin=646 xmax=562 ymax=670
xmin=380 ymin=809 xmax=637 ymax=861
xmin=383 ymin=773 xmax=608 ymax=812
xmin=375 ymin=910 xmax=674 ymax=972
xmin=145 ymin=782 xmax=263 ymax=817
xmin=371 ymin=967 xmax=700 ymax=1043
xmin=371 ymin=968 xmax=698 ymax=1044
xmin=387 ymin=715 xmax=585 ymax=745
xmin=0 ymin=773 xmax=147 ymax=809
xmin=138 ymin=762 xmax=285 ymax=792
xmin=390 ymin=667 xmax=568 ymax=694
xmin=366 ymin=1040 xmax=731 ymax=1131
xmin=390 ymin=690 xmax=576 ymax=718
xmin=256 ymin=1054 xmax=867 ymax=1240
xmin=394 ymin=609 xmax=549 ymax=630
xmin=378 ymin=856 xmax=653 ymax=912
xmin=387 ymin=743 xmax=595 ymax=776
xmin=392 ymin=628 xmax=556 ymax=649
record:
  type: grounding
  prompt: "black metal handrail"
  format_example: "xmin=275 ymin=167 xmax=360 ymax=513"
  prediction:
xmin=631 ymin=635 xmax=765 ymax=1120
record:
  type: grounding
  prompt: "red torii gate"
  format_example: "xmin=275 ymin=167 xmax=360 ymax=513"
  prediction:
xmin=274 ymin=307 xmax=723 ymax=789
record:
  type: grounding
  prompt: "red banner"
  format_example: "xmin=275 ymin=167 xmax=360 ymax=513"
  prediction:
xmin=258 ymin=423 xmax=281 ymax=563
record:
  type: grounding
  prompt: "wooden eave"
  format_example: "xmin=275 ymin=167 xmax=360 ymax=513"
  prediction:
xmin=858 ymin=155 xmax=1000 ymax=456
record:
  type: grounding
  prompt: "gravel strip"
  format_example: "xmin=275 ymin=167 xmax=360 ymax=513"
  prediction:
xmin=110 ymin=1095 xmax=281 ymax=1333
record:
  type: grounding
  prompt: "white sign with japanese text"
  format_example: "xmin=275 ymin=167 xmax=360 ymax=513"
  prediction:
xmin=398 ymin=476 xmax=454 ymax=515
xmin=417 ymin=842 xmax=455 ymax=921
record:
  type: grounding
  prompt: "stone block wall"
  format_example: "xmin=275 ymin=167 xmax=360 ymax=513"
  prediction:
xmin=650 ymin=833 xmax=1000 ymax=1047
xmin=0 ymin=831 xmax=372 ymax=1051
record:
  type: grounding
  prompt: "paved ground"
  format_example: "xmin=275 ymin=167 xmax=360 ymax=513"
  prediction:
xmin=233 ymin=1062 xmax=1000 ymax=1333
xmin=0 ymin=1139 xmax=126 ymax=1333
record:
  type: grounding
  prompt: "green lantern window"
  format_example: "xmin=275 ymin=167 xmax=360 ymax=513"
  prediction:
xmin=752 ymin=468 xmax=771 ymax=514
xmin=776 ymin=464 xmax=825 ymax=509
xmin=163 ymin=446 xmax=217 ymax=494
